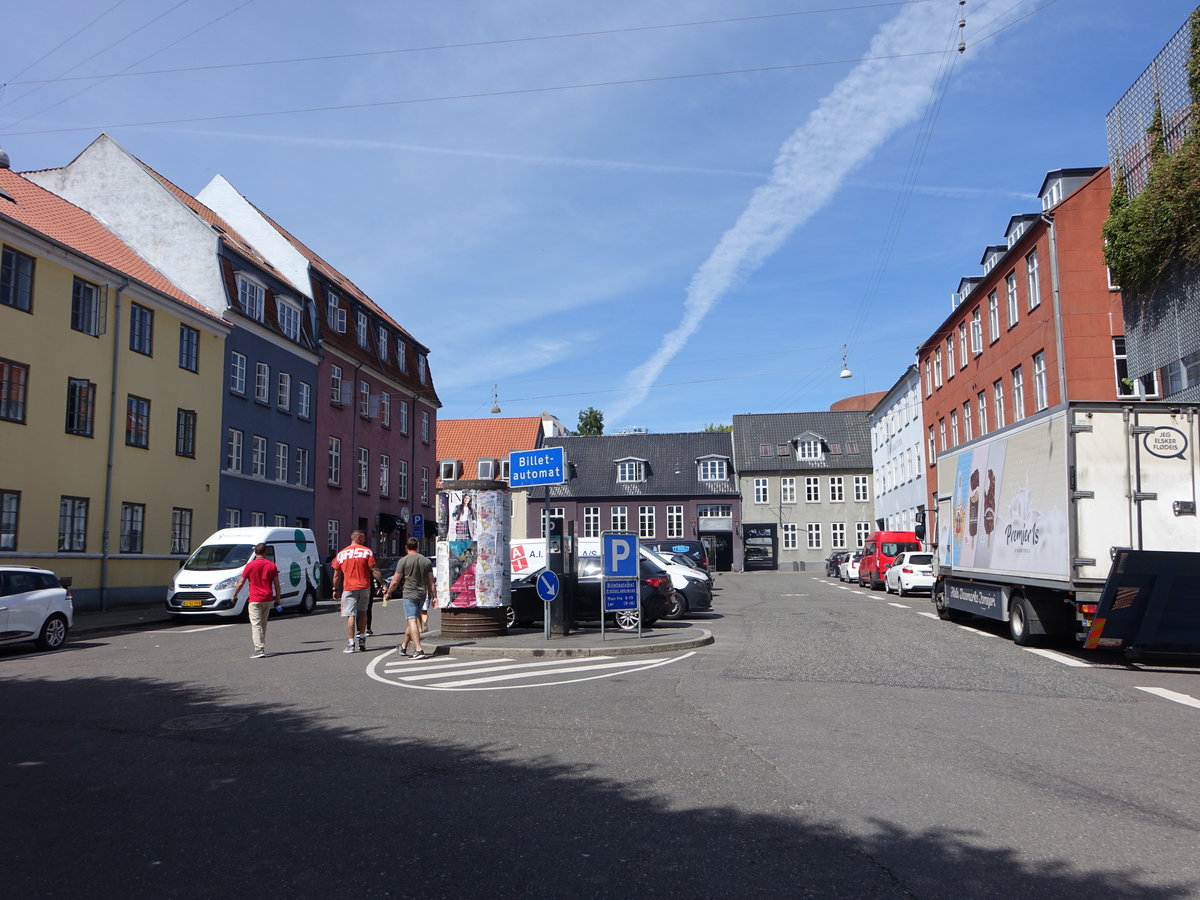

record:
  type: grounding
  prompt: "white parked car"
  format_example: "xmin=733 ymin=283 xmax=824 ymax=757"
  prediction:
xmin=885 ymin=552 xmax=935 ymax=596
xmin=0 ymin=565 xmax=73 ymax=651
xmin=838 ymin=552 xmax=861 ymax=583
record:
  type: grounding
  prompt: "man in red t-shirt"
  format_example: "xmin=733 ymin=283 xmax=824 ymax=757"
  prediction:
xmin=233 ymin=543 xmax=281 ymax=659
xmin=331 ymin=530 xmax=382 ymax=653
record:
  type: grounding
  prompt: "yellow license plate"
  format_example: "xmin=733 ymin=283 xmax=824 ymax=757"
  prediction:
xmin=182 ymin=599 xmax=204 ymax=608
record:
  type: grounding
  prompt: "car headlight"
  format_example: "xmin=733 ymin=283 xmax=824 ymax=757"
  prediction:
xmin=213 ymin=576 xmax=239 ymax=591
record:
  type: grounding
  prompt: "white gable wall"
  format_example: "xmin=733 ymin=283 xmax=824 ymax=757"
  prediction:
xmin=25 ymin=135 xmax=228 ymax=315
xmin=197 ymin=175 xmax=312 ymax=296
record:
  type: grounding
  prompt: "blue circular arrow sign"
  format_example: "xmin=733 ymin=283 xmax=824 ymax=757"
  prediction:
xmin=535 ymin=570 xmax=561 ymax=603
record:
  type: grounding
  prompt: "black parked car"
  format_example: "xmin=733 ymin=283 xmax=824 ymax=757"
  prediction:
xmin=643 ymin=540 xmax=708 ymax=571
xmin=825 ymin=551 xmax=849 ymax=577
xmin=507 ymin=556 xmax=674 ymax=631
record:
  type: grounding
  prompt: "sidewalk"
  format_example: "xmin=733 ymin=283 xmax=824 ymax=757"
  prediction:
xmin=71 ymin=603 xmax=714 ymax=657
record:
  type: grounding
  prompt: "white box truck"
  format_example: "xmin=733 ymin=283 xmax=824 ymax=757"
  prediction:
xmin=929 ymin=402 xmax=1200 ymax=646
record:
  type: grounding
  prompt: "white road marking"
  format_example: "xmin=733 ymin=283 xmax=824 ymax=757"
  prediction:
xmin=957 ymin=624 xmax=1001 ymax=638
xmin=1136 ymin=686 xmax=1200 ymax=709
xmin=917 ymin=611 xmax=940 ymax=620
xmin=887 ymin=602 xmax=911 ymax=609
xmin=433 ymin=657 xmax=671 ymax=687
xmin=1023 ymin=647 xmax=1093 ymax=668
xmin=367 ymin=650 xmax=696 ymax=691
xmin=148 ymin=624 xmax=237 ymax=633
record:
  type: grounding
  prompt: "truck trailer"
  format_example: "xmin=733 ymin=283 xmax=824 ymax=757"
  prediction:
xmin=929 ymin=402 xmax=1199 ymax=647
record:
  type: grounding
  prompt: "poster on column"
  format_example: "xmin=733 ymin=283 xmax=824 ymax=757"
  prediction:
xmin=442 ymin=488 xmax=507 ymax=608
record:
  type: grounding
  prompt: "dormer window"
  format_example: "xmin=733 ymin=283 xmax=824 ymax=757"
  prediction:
xmin=439 ymin=459 xmax=460 ymax=481
xmin=396 ymin=338 xmax=408 ymax=372
xmin=1041 ymin=180 xmax=1063 ymax=211
xmin=796 ymin=440 xmax=823 ymax=461
xmin=277 ymin=298 xmax=301 ymax=342
xmin=417 ymin=353 xmax=427 ymax=384
xmin=236 ymin=274 xmax=265 ymax=322
xmin=377 ymin=325 xmax=388 ymax=361
xmin=327 ymin=293 xmax=346 ymax=333
xmin=616 ymin=459 xmax=646 ymax=482
xmin=356 ymin=311 xmax=368 ymax=348
xmin=477 ymin=458 xmax=497 ymax=479
xmin=697 ymin=458 xmax=728 ymax=481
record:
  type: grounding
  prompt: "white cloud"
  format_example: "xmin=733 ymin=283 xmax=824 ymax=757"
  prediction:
xmin=608 ymin=0 xmax=1031 ymax=422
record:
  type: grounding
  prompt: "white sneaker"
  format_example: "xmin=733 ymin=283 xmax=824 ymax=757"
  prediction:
xmin=344 ymin=641 xmax=356 ymax=654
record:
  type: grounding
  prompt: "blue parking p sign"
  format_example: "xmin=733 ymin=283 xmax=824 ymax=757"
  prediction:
xmin=602 ymin=532 xmax=638 ymax=578
xmin=411 ymin=514 xmax=424 ymax=538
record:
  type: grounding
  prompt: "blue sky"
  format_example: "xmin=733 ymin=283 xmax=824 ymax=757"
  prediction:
xmin=3 ymin=0 xmax=1196 ymax=432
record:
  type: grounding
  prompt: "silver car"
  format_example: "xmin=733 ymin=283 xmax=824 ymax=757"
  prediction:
xmin=0 ymin=565 xmax=73 ymax=651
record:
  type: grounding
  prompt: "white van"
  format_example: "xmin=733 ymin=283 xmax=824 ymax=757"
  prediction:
xmin=166 ymin=527 xmax=321 ymax=618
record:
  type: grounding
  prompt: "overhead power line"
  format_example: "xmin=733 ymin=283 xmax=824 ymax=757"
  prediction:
xmin=5 ymin=49 xmax=947 ymax=137
xmin=3 ymin=1 xmax=934 ymax=88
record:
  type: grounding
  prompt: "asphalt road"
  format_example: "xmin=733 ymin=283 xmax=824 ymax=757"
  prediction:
xmin=2 ymin=573 xmax=1198 ymax=898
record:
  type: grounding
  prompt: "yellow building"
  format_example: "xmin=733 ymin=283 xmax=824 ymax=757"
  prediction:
xmin=1 ymin=169 xmax=228 ymax=609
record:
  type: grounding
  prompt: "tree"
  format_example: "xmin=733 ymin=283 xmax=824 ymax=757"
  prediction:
xmin=703 ymin=423 xmax=732 ymax=432
xmin=576 ymin=407 xmax=604 ymax=435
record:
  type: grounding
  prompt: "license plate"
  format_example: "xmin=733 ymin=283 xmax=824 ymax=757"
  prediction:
xmin=182 ymin=599 xmax=203 ymax=608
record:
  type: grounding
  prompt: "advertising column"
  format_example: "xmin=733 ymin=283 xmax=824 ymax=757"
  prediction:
xmin=436 ymin=479 xmax=510 ymax=637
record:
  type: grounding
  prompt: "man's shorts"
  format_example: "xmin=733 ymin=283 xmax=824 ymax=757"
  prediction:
xmin=340 ymin=588 xmax=371 ymax=616
xmin=403 ymin=596 xmax=423 ymax=620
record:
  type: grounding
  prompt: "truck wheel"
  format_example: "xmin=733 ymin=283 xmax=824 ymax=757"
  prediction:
xmin=1009 ymin=593 xmax=1036 ymax=646
xmin=933 ymin=583 xmax=960 ymax=621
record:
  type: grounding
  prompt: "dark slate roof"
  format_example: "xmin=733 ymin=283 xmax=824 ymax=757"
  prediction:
xmin=542 ymin=432 xmax=737 ymax=499
xmin=731 ymin=411 xmax=872 ymax=473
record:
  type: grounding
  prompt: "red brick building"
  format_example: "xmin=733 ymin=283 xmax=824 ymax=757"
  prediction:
xmin=917 ymin=167 xmax=1142 ymax=512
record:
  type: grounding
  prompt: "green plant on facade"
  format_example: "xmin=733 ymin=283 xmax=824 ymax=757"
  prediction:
xmin=1103 ymin=7 xmax=1200 ymax=295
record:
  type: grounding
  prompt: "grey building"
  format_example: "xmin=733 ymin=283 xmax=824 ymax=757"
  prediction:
xmin=532 ymin=432 xmax=742 ymax=571
xmin=732 ymin=412 xmax=874 ymax=571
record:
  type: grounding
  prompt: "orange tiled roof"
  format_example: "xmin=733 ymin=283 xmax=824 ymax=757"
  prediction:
xmin=0 ymin=168 xmax=219 ymax=322
xmin=244 ymin=200 xmax=419 ymax=344
xmin=436 ymin=417 xmax=546 ymax=468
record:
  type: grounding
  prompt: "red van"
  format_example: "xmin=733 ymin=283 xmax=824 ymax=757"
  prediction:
xmin=857 ymin=530 xmax=922 ymax=590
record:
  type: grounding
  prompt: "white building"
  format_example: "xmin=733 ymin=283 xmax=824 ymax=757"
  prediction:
xmin=869 ymin=365 xmax=926 ymax=531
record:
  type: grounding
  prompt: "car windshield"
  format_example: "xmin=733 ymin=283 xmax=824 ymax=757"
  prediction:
xmin=184 ymin=543 xmax=254 ymax=571
xmin=908 ymin=554 xmax=933 ymax=565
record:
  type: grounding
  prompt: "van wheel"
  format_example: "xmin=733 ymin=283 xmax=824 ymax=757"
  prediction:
xmin=1009 ymin=593 xmax=1036 ymax=646
xmin=297 ymin=588 xmax=316 ymax=615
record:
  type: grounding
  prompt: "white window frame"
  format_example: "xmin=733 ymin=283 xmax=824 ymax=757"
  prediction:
xmin=611 ymin=506 xmax=628 ymax=531
xmin=971 ymin=308 xmax=983 ymax=354
xmin=230 ymin=352 xmax=246 ymax=394
xmin=1005 ymin=271 xmax=1019 ymax=327
xmin=780 ymin=477 xmax=796 ymax=504
xmin=666 ymin=505 xmax=684 ymax=538
xmin=698 ymin=459 xmax=727 ymax=481
xmin=831 ymin=522 xmax=846 ymax=549
xmin=805 ymin=476 xmax=820 ymax=503
xmin=225 ymin=428 xmax=243 ymax=472
xmin=638 ymin=506 xmax=656 ymax=538
xmin=1012 ymin=366 xmax=1026 ymax=420
xmin=987 ymin=291 xmax=999 ymax=344
xmin=853 ymin=475 xmax=869 ymax=502
xmin=296 ymin=448 xmax=310 ymax=488
xmin=754 ymin=478 xmax=769 ymax=504
xmin=583 ymin=506 xmax=600 ymax=538
xmin=298 ymin=382 xmax=311 ymax=419
xmin=255 ymin=362 xmax=270 ymax=403
xmin=993 ymin=379 xmax=1006 ymax=428
xmin=237 ymin=275 xmax=265 ymax=323
xmin=328 ymin=436 xmax=341 ymax=485
xmin=277 ymin=299 xmax=302 ymax=342
xmin=1026 ymin=249 xmax=1040 ymax=310
xmin=275 ymin=442 xmax=289 ymax=482
xmin=806 ymin=523 xmax=822 ymax=549
xmin=616 ymin=460 xmax=645 ymax=483
xmin=1032 ymin=351 xmax=1048 ymax=411
xmin=277 ymin=372 xmax=291 ymax=410
xmin=829 ymin=476 xmax=844 ymax=502
xmin=358 ymin=447 xmax=369 ymax=492
xmin=251 ymin=435 xmax=267 ymax=478
xmin=782 ymin=523 xmax=798 ymax=550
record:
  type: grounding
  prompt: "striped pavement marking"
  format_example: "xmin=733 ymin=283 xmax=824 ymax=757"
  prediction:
xmin=367 ymin=650 xmax=696 ymax=691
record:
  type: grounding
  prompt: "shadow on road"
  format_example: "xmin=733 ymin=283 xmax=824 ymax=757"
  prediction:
xmin=1 ymin=674 xmax=1191 ymax=899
